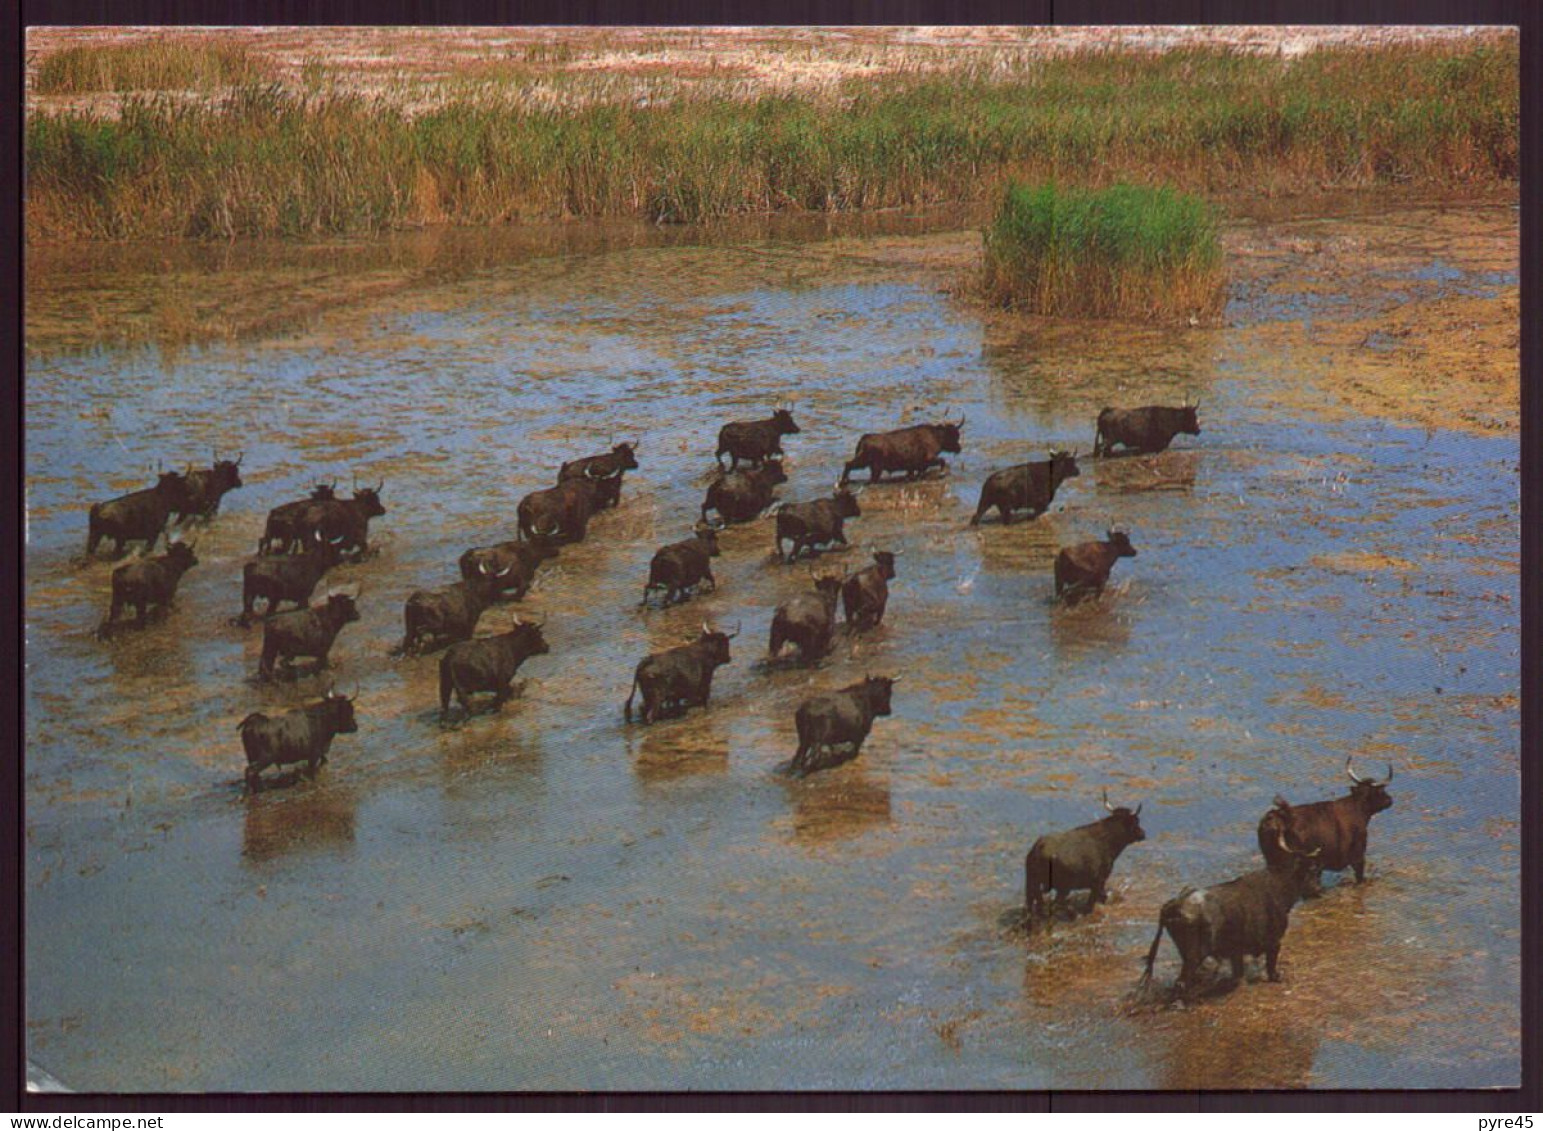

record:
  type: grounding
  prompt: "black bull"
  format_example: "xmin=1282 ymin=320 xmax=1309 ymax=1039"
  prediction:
xmin=239 ymin=687 xmax=358 ymax=788
xmin=971 ymin=451 xmax=1080 ymax=525
xmin=1024 ymin=795 xmax=1145 ymax=919
xmin=840 ymin=419 xmax=963 ymax=484
xmin=175 ymin=455 xmax=244 ymax=522
xmin=624 ymin=624 xmax=738 ymax=723
xmin=518 ymin=478 xmax=609 ymax=544
xmin=401 ymin=570 xmax=508 ymax=655
xmin=701 ymin=462 xmax=788 ymax=525
xmin=1093 ymin=405 xmax=1200 ymax=457
xmin=439 ymin=620 xmax=550 ymax=720
xmin=87 ymin=471 xmax=190 ymax=557
xmin=1140 ymin=834 xmax=1320 ymax=995
xmin=790 ymin=675 xmax=896 ymax=777
xmin=558 ymin=442 xmax=638 ymax=509
xmin=457 ymin=540 xmax=559 ymax=600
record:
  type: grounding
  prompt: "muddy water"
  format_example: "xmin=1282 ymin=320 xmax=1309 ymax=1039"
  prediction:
xmin=24 ymin=202 xmax=1518 ymax=1091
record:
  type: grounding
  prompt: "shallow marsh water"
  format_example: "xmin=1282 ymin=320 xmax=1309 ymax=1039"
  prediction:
xmin=24 ymin=201 xmax=1518 ymax=1090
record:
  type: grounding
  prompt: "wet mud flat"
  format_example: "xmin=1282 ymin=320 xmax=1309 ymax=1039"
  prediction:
xmin=23 ymin=199 xmax=1518 ymax=1090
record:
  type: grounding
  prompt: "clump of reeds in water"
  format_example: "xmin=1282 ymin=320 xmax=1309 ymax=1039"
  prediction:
xmin=33 ymin=40 xmax=269 ymax=94
xmin=981 ymin=183 xmax=1226 ymax=325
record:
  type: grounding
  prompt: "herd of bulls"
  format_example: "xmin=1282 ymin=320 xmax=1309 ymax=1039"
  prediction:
xmin=81 ymin=400 xmax=1393 ymax=1000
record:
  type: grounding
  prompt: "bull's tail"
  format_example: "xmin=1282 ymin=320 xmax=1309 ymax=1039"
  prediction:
xmin=1139 ymin=914 xmax=1168 ymax=988
xmin=1139 ymin=889 xmax=1192 ymax=987
xmin=1093 ymin=411 xmax=1108 ymax=458
xmin=623 ymin=675 xmax=639 ymax=722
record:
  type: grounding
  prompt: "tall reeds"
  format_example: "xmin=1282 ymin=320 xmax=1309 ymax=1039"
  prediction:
xmin=25 ymin=40 xmax=1519 ymax=242
xmin=981 ymin=183 xmax=1225 ymax=323
xmin=33 ymin=40 xmax=269 ymax=95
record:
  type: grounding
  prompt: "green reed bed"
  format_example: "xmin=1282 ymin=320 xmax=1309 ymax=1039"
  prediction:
xmin=982 ymin=183 xmax=1225 ymax=323
xmin=25 ymin=40 xmax=1518 ymax=241
xmin=32 ymin=40 xmax=269 ymax=95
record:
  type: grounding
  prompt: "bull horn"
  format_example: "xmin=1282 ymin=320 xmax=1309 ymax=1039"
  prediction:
xmin=702 ymin=620 xmax=712 ymax=636
xmin=1276 ymin=829 xmax=1322 ymax=859
xmin=477 ymin=560 xmax=489 ymax=575
xmin=1346 ymin=756 xmax=1366 ymax=784
xmin=725 ymin=620 xmax=742 ymax=639
xmin=1133 ymin=802 xmax=1142 ymax=817
xmin=374 ymin=479 xmax=383 ymax=493
xmin=324 ymin=680 xmax=336 ymax=698
xmin=1381 ymin=763 xmax=1394 ymax=784
xmin=496 ymin=563 xmax=513 ymax=577
xmin=349 ymin=682 xmax=360 ymax=702
xmin=236 ymin=451 xmax=245 ymax=465
xmin=1103 ymin=789 xmax=1116 ymax=813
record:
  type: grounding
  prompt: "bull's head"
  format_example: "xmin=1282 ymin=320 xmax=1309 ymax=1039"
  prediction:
xmin=936 ymin=412 xmax=966 ymax=453
xmin=164 ymin=539 xmax=199 ymax=567
xmin=1346 ymin=757 xmax=1395 ymax=815
xmin=323 ymin=683 xmax=360 ymax=733
xmin=861 ymin=674 xmax=897 ymax=717
xmin=772 ymin=408 xmax=801 ymax=435
xmin=812 ymin=571 xmax=844 ymax=600
xmin=832 ymin=485 xmax=862 ymax=518
xmin=214 ymin=456 xmax=244 ymax=489
xmin=612 ymin=442 xmax=640 ymax=470
xmin=759 ymin=460 xmax=789 ymax=486
xmin=312 ymin=482 xmax=338 ymax=501
xmin=352 ymin=481 xmax=386 ymax=518
xmin=326 ymin=591 xmax=362 ymax=624
xmin=872 ymin=550 xmax=898 ymax=580
xmin=692 ymin=523 xmax=722 ymax=555
xmin=1049 ymin=448 xmax=1082 ymax=480
xmin=1102 ymin=789 xmax=1147 ymax=844
xmin=1106 ymin=529 xmax=1137 ymax=558
xmin=1180 ymin=404 xmax=1201 ymax=436
xmin=700 ymin=620 xmax=740 ymax=665
xmin=510 ymin=615 xmax=551 ymax=656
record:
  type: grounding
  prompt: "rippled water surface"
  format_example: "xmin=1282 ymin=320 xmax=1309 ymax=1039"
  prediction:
xmin=24 ymin=203 xmax=1519 ymax=1090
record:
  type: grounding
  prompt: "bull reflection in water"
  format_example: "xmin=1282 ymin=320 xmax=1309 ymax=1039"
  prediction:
xmin=630 ymin=710 xmax=730 ymax=784
xmin=242 ymin=785 xmax=357 ymax=863
xmin=787 ymin=767 xmax=892 ymax=845
xmin=1092 ymin=450 xmax=1198 ymax=495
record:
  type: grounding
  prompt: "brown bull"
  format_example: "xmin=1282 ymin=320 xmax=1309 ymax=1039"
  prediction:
xmin=1258 ymin=758 xmax=1394 ymax=892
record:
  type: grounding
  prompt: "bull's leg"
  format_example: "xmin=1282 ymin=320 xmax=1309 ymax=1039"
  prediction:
xmin=1265 ymin=944 xmax=1282 ymax=982
xmin=1352 ymin=858 xmax=1366 ymax=883
xmin=258 ymin=640 xmax=278 ymax=680
xmin=1176 ymin=954 xmax=1202 ymax=997
xmin=306 ymin=756 xmax=321 ymax=779
xmin=1228 ymin=956 xmax=1245 ymax=983
xmin=246 ymin=766 xmax=263 ymax=791
xmin=703 ymin=568 xmax=716 ymax=592
xmin=134 ymin=599 xmax=149 ymax=626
